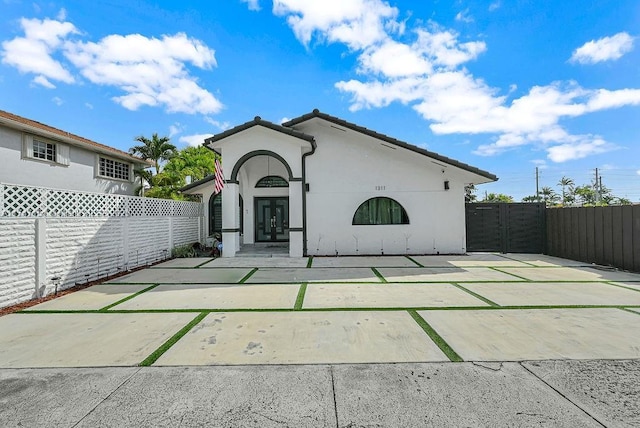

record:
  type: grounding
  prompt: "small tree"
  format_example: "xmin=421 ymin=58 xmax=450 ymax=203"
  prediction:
xmin=464 ymin=184 xmax=477 ymax=203
xmin=540 ymin=186 xmax=560 ymax=206
xmin=557 ymin=176 xmax=574 ymax=206
xmin=482 ymin=193 xmax=514 ymax=203
xmin=130 ymin=133 xmax=177 ymax=175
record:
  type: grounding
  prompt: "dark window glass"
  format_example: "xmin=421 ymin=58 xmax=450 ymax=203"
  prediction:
xmin=33 ymin=139 xmax=56 ymax=161
xmin=99 ymin=157 xmax=130 ymax=180
xmin=255 ymin=176 xmax=288 ymax=188
xmin=352 ymin=197 xmax=409 ymax=225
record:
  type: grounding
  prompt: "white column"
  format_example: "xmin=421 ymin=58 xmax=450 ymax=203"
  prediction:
xmin=289 ymin=181 xmax=304 ymax=258
xmin=221 ymin=183 xmax=239 ymax=257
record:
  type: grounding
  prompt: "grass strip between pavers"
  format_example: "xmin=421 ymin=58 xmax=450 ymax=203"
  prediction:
xmin=620 ymin=308 xmax=640 ymax=316
xmin=294 ymin=283 xmax=308 ymax=310
xmin=451 ymin=283 xmax=500 ymax=307
xmin=306 ymin=257 xmax=313 ymax=268
xmin=371 ymin=267 xmax=387 ymax=283
xmin=490 ymin=267 xmax=532 ymax=281
xmin=604 ymin=282 xmax=640 ymax=294
xmin=405 ymin=256 xmax=424 ymax=267
xmin=238 ymin=268 xmax=259 ymax=283
xmin=495 ymin=254 xmax=538 ymax=267
xmin=408 ymin=309 xmax=463 ymax=362
xmin=99 ymin=284 xmax=159 ymax=311
xmin=139 ymin=312 xmax=208 ymax=366
xmin=195 ymin=258 xmax=216 ymax=268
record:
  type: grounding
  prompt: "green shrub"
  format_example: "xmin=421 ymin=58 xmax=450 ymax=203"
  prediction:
xmin=172 ymin=244 xmax=196 ymax=258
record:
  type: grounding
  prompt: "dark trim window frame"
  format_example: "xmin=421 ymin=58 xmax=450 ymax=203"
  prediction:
xmin=255 ymin=175 xmax=289 ymax=188
xmin=352 ymin=197 xmax=410 ymax=225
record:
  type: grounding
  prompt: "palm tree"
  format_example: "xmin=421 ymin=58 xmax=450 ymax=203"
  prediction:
xmin=540 ymin=186 xmax=559 ymax=206
xmin=557 ymin=176 xmax=574 ymax=206
xmin=129 ymin=133 xmax=177 ymax=174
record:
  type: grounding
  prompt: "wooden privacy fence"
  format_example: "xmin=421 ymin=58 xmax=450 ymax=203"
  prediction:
xmin=546 ymin=205 xmax=640 ymax=272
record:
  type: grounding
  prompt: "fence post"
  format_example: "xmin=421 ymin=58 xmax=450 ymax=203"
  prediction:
xmin=35 ymin=217 xmax=46 ymax=297
xmin=168 ymin=216 xmax=174 ymax=255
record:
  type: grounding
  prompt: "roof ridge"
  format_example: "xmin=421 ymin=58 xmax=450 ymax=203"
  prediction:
xmin=0 ymin=109 xmax=149 ymax=165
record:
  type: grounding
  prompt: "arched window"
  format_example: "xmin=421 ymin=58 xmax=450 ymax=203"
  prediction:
xmin=256 ymin=176 xmax=289 ymax=188
xmin=352 ymin=197 xmax=409 ymax=225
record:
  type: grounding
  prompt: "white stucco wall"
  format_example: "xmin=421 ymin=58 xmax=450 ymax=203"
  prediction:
xmin=298 ymin=120 xmax=474 ymax=255
xmin=0 ymin=125 xmax=137 ymax=195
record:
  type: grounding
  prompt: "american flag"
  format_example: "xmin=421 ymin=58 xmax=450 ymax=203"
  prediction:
xmin=214 ymin=158 xmax=225 ymax=194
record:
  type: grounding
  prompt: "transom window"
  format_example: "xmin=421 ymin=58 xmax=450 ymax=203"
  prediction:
xmin=255 ymin=175 xmax=289 ymax=188
xmin=352 ymin=197 xmax=409 ymax=225
xmin=33 ymin=139 xmax=56 ymax=161
xmin=99 ymin=157 xmax=130 ymax=181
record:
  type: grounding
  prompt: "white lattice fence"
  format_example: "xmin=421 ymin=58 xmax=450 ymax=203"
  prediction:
xmin=0 ymin=182 xmax=205 ymax=308
xmin=1 ymin=183 xmax=203 ymax=218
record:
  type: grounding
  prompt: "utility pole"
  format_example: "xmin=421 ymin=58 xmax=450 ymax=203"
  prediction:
xmin=594 ymin=168 xmax=600 ymax=203
xmin=535 ymin=167 xmax=539 ymax=201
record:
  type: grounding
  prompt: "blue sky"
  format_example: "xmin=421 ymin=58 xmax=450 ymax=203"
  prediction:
xmin=1 ymin=0 xmax=639 ymax=201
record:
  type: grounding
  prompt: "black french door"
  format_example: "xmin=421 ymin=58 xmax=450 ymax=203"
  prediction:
xmin=255 ymin=197 xmax=289 ymax=242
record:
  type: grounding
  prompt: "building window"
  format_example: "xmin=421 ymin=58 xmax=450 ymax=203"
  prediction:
xmin=99 ymin=157 xmax=130 ymax=181
xmin=22 ymin=135 xmax=69 ymax=165
xmin=33 ymin=139 xmax=56 ymax=161
xmin=256 ymin=175 xmax=289 ymax=188
xmin=352 ymin=197 xmax=409 ymax=225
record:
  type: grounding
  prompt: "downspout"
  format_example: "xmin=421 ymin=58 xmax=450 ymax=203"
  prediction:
xmin=301 ymin=139 xmax=316 ymax=257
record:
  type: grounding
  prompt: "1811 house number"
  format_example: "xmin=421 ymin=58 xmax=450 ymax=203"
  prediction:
xmin=375 ymin=185 xmax=386 ymax=190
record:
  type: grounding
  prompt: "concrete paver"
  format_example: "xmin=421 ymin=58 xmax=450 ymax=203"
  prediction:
xmin=500 ymin=253 xmax=591 ymax=267
xmin=413 ymin=253 xmax=531 ymax=268
xmin=150 ymin=257 xmax=213 ymax=268
xmin=23 ymin=283 xmax=151 ymax=311
xmin=201 ymin=257 xmax=309 ymax=268
xmin=0 ymin=313 xmax=195 ymax=368
xmin=377 ymin=267 xmax=524 ymax=282
xmin=0 ymin=368 xmax=139 ymax=427
xmin=311 ymin=256 xmax=418 ymax=268
xmin=497 ymin=266 xmax=640 ymax=282
xmin=420 ymin=308 xmax=640 ymax=361
xmin=155 ymin=311 xmax=447 ymax=365
xmin=333 ymin=363 xmax=600 ymax=427
xmin=75 ymin=366 xmax=336 ymax=428
xmin=245 ymin=267 xmax=381 ymax=283
xmin=522 ymin=359 xmax=640 ymax=428
xmin=463 ymin=282 xmax=640 ymax=306
xmin=303 ymin=283 xmax=490 ymax=308
xmin=106 ymin=267 xmax=251 ymax=284
xmin=114 ymin=283 xmax=300 ymax=310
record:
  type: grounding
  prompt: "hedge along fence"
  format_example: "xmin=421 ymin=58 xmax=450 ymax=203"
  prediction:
xmin=0 ymin=182 xmax=204 ymax=308
xmin=546 ymin=205 xmax=640 ymax=272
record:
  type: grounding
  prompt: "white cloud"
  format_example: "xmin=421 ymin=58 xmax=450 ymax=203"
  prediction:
xmin=272 ymin=0 xmax=399 ymax=50
xmin=56 ymin=8 xmax=67 ymax=20
xmin=85 ymin=102 xmax=93 ymax=109
xmin=269 ymin=3 xmax=639 ymax=163
xmin=169 ymin=123 xmax=183 ymax=137
xmin=1 ymin=17 xmax=77 ymax=84
xmin=1 ymin=16 xmax=223 ymax=115
xmin=455 ymin=9 xmax=473 ymax=23
xmin=32 ymin=75 xmax=55 ymax=88
xmin=178 ymin=133 xmax=214 ymax=147
xmin=241 ymin=0 xmax=261 ymax=11
xmin=204 ymin=116 xmax=231 ymax=130
xmin=570 ymin=32 xmax=635 ymax=64
xmin=280 ymin=117 xmax=291 ymax=124
xmin=51 ymin=96 xmax=63 ymax=105
xmin=636 ymin=170 xmax=640 ymax=176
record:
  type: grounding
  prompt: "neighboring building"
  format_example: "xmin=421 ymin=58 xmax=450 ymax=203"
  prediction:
xmin=0 ymin=110 xmax=150 ymax=195
xmin=181 ymin=109 xmax=498 ymax=257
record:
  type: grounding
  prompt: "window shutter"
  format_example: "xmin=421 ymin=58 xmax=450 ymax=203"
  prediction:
xmin=22 ymin=134 xmax=34 ymax=159
xmin=56 ymin=144 xmax=70 ymax=165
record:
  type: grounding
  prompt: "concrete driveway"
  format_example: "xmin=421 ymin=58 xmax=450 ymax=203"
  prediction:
xmin=1 ymin=253 xmax=640 ymax=427
xmin=1 ymin=252 xmax=639 ymax=367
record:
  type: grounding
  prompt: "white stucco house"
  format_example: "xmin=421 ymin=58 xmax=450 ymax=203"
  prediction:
xmin=181 ymin=109 xmax=497 ymax=257
xmin=0 ymin=109 xmax=150 ymax=195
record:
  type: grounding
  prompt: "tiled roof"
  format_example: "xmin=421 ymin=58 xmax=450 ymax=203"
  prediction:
xmin=0 ymin=109 xmax=151 ymax=165
xmin=204 ymin=116 xmax=316 ymax=149
xmin=283 ymin=109 xmax=498 ymax=181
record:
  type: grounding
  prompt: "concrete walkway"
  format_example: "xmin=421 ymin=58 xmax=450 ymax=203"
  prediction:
xmin=1 ymin=253 xmax=639 ymax=426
